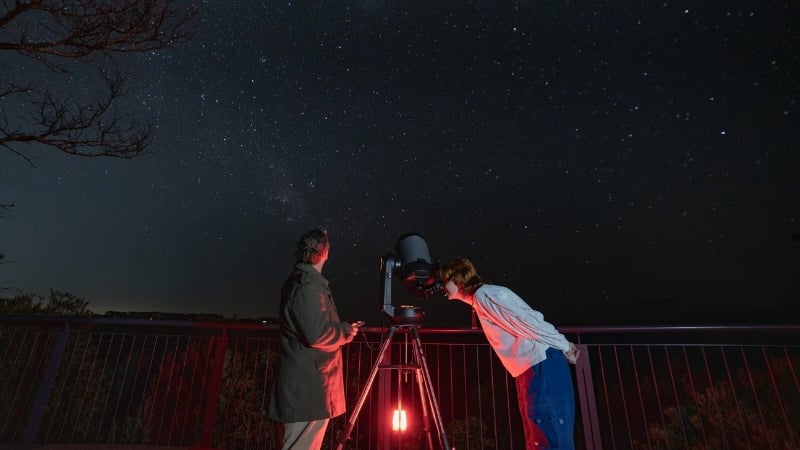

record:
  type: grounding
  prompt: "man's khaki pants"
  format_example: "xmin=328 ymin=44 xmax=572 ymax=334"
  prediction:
xmin=281 ymin=418 xmax=330 ymax=450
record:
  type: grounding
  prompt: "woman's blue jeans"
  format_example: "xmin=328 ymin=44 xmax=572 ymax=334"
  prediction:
xmin=515 ymin=347 xmax=576 ymax=450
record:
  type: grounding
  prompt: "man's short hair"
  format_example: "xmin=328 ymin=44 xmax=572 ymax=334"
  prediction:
xmin=295 ymin=229 xmax=329 ymax=264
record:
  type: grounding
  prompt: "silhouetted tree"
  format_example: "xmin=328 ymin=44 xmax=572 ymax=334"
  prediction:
xmin=216 ymin=345 xmax=280 ymax=450
xmin=0 ymin=0 xmax=196 ymax=163
xmin=634 ymin=355 xmax=800 ymax=450
xmin=0 ymin=290 xmax=96 ymax=443
xmin=138 ymin=336 xmax=282 ymax=448
xmin=143 ymin=338 xmax=210 ymax=445
xmin=449 ymin=416 xmax=495 ymax=449
xmin=0 ymin=289 xmax=93 ymax=315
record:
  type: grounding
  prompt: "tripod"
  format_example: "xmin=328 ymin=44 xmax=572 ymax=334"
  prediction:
xmin=336 ymin=322 xmax=453 ymax=450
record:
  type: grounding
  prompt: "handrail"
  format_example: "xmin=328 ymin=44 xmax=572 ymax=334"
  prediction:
xmin=1 ymin=316 xmax=798 ymax=449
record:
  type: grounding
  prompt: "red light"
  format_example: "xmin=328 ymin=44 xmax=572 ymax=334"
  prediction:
xmin=392 ymin=408 xmax=407 ymax=432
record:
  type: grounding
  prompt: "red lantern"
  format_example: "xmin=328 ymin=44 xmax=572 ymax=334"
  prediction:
xmin=392 ymin=408 xmax=407 ymax=432
xmin=392 ymin=367 xmax=410 ymax=432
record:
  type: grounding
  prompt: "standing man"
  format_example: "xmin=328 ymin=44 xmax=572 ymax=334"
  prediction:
xmin=267 ymin=229 xmax=361 ymax=450
xmin=438 ymin=257 xmax=580 ymax=450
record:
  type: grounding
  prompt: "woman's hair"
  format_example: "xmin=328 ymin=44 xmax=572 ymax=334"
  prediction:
xmin=295 ymin=229 xmax=329 ymax=264
xmin=438 ymin=257 xmax=485 ymax=295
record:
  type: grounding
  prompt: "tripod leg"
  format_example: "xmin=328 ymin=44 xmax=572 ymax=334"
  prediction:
xmin=413 ymin=366 xmax=436 ymax=450
xmin=411 ymin=326 xmax=453 ymax=450
xmin=336 ymin=325 xmax=398 ymax=450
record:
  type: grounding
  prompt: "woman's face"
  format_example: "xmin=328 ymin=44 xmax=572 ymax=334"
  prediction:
xmin=444 ymin=280 xmax=460 ymax=300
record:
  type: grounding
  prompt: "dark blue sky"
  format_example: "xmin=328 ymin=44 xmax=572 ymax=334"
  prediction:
xmin=1 ymin=1 xmax=798 ymax=325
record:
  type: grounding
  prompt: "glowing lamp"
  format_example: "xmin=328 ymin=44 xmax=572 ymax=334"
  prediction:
xmin=392 ymin=408 xmax=408 ymax=432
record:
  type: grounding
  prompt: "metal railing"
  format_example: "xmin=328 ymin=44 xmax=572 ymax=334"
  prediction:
xmin=1 ymin=317 xmax=798 ymax=449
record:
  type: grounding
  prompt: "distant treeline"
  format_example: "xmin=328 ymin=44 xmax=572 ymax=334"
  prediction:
xmin=0 ymin=291 xmax=276 ymax=322
xmin=101 ymin=310 xmax=227 ymax=321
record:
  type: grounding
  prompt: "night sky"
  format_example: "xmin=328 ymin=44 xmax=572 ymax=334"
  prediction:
xmin=1 ymin=1 xmax=798 ymax=326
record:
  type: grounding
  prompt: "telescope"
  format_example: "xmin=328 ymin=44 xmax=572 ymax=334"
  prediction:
xmin=379 ymin=232 xmax=441 ymax=323
xmin=338 ymin=233 xmax=452 ymax=450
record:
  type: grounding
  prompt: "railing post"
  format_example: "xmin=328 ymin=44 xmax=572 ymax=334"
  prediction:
xmin=575 ymin=344 xmax=603 ymax=450
xmin=199 ymin=329 xmax=228 ymax=448
xmin=22 ymin=323 xmax=70 ymax=446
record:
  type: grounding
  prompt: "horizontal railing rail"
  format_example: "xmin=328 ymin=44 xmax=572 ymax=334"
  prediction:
xmin=1 ymin=316 xmax=798 ymax=450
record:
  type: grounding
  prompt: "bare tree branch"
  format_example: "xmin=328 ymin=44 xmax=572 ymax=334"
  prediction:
xmin=0 ymin=0 xmax=195 ymax=58
xmin=0 ymin=0 xmax=196 ymax=161
xmin=2 ymin=68 xmax=153 ymax=161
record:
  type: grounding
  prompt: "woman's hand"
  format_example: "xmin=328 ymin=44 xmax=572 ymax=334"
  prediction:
xmin=565 ymin=342 xmax=580 ymax=364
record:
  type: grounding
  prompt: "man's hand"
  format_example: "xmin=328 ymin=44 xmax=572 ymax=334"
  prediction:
xmin=565 ymin=342 xmax=580 ymax=364
xmin=346 ymin=321 xmax=364 ymax=340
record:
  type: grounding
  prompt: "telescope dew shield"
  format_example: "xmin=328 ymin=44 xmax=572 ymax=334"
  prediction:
xmin=395 ymin=233 xmax=436 ymax=297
